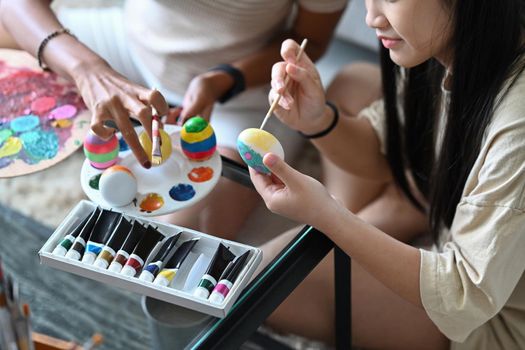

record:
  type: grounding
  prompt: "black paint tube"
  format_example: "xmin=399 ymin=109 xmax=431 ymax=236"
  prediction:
xmin=65 ymin=207 xmax=101 ymax=261
xmin=93 ymin=216 xmax=133 ymax=269
xmin=209 ymin=251 xmax=250 ymax=304
xmin=153 ymin=238 xmax=199 ymax=287
xmin=193 ymin=243 xmax=235 ymax=299
xmin=107 ymin=220 xmax=147 ymax=273
xmin=120 ymin=225 xmax=163 ymax=277
xmin=138 ymin=232 xmax=182 ymax=282
xmin=52 ymin=208 xmax=94 ymax=256
xmin=82 ymin=209 xmax=122 ymax=264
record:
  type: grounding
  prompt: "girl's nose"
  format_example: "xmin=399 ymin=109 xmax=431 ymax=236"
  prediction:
xmin=365 ymin=1 xmax=389 ymax=29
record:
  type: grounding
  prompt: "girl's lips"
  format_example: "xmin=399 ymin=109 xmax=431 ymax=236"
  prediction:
xmin=379 ymin=36 xmax=402 ymax=49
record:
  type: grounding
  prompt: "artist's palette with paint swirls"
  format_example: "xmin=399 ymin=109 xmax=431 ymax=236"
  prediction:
xmin=80 ymin=125 xmax=222 ymax=217
xmin=0 ymin=49 xmax=90 ymax=177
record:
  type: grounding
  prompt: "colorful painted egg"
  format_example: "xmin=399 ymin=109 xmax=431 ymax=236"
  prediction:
xmin=180 ymin=116 xmax=217 ymax=161
xmin=83 ymin=130 xmax=119 ymax=169
xmin=237 ymin=128 xmax=284 ymax=174
xmin=99 ymin=165 xmax=137 ymax=207
xmin=139 ymin=129 xmax=172 ymax=164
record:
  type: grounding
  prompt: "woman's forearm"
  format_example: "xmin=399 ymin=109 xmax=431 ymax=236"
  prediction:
xmin=321 ymin=200 xmax=423 ymax=307
xmin=0 ymin=0 xmax=107 ymax=80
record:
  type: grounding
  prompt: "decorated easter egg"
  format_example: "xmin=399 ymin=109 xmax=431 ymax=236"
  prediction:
xmin=237 ymin=128 xmax=284 ymax=174
xmin=139 ymin=129 xmax=173 ymax=164
xmin=83 ymin=130 xmax=119 ymax=169
xmin=99 ymin=165 xmax=137 ymax=207
xmin=180 ymin=116 xmax=217 ymax=161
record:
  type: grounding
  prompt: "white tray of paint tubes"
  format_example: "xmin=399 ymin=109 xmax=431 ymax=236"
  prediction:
xmin=38 ymin=200 xmax=262 ymax=318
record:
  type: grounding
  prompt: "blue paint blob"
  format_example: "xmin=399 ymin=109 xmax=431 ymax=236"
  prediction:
xmin=169 ymin=184 xmax=196 ymax=201
xmin=20 ymin=130 xmax=59 ymax=161
xmin=10 ymin=115 xmax=40 ymax=133
xmin=118 ymin=137 xmax=129 ymax=152
xmin=0 ymin=157 xmax=12 ymax=169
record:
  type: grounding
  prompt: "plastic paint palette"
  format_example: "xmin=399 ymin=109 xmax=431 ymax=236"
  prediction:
xmin=80 ymin=125 xmax=222 ymax=217
xmin=38 ymin=200 xmax=263 ymax=318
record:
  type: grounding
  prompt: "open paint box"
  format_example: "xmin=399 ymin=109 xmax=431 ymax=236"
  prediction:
xmin=38 ymin=200 xmax=262 ymax=318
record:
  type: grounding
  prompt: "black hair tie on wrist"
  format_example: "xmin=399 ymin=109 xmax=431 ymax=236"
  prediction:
xmin=299 ymin=101 xmax=339 ymax=139
xmin=208 ymin=64 xmax=246 ymax=104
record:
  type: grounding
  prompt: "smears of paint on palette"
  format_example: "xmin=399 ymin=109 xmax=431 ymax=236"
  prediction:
xmin=180 ymin=116 xmax=216 ymax=161
xmin=237 ymin=128 xmax=284 ymax=174
xmin=169 ymin=184 xmax=196 ymax=201
xmin=0 ymin=49 xmax=90 ymax=177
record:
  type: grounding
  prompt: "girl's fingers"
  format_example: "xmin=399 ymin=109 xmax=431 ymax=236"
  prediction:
xmin=107 ymin=100 xmax=151 ymax=169
xmin=271 ymin=62 xmax=287 ymax=93
xmin=123 ymin=97 xmax=153 ymax=139
xmin=280 ymin=39 xmax=316 ymax=69
xmin=90 ymin=104 xmax=115 ymax=140
xmin=138 ymin=88 xmax=169 ymax=117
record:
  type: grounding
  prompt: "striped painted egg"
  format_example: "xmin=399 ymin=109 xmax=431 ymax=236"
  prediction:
xmin=180 ymin=116 xmax=216 ymax=161
xmin=99 ymin=165 xmax=137 ymax=207
xmin=83 ymin=130 xmax=119 ymax=169
xmin=237 ymin=128 xmax=284 ymax=175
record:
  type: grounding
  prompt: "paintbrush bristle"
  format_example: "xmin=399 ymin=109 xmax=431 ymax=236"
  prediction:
xmin=151 ymin=155 xmax=162 ymax=165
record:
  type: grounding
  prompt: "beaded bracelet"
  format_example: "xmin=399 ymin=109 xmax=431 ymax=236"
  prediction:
xmin=37 ymin=28 xmax=76 ymax=71
xmin=299 ymin=101 xmax=340 ymax=139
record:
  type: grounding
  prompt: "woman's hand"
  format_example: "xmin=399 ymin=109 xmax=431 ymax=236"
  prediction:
xmin=177 ymin=70 xmax=234 ymax=125
xmin=72 ymin=61 xmax=169 ymax=168
xmin=270 ymin=39 xmax=329 ymax=134
xmin=249 ymin=153 xmax=340 ymax=229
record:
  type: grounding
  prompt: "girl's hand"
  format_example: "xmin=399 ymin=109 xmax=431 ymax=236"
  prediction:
xmin=249 ymin=153 xmax=340 ymax=229
xmin=178 ymin=70 xmax=235 ymax=125
xmin=270 ymin=39 xmax=328 ymax=134
xmin=72 ymin=61 xmax=169 ymax=169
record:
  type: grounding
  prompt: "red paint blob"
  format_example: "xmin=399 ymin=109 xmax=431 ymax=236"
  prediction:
xmin=31 ymin=96 xmax=56 ymax=114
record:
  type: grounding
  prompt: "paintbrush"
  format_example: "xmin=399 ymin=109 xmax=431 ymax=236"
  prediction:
xmin=81 ymin=333 xmax=103 ymax=350
xmin=151 ymin=114 xmax=163 ymax=166
xmin=259 ymin=38 xmax=308 ymax=130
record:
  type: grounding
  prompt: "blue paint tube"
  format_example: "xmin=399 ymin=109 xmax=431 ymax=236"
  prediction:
xmin=139 ymin=232 xmax=181 ymax=283
xmin=193 ymin=243 xmax=235 ymax=299
xmin=82 ymin=209 xmax=121 ymax=264
xmin=65 ymin=207 xmax=101 ymax=261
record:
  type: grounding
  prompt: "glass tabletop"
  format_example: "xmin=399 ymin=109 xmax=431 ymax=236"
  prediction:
xmin=0 ymin=156 xmax=338 ymax=350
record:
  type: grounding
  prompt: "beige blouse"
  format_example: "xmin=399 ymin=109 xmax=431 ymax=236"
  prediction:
xmin=358 ymin=67 xmax=525 ymax=349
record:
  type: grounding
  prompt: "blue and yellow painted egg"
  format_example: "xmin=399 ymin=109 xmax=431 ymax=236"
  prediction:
xmin=237 ymin=128 xmax=284 ymax=174
xmin=180 ymin=116 xmax=216 ymax=161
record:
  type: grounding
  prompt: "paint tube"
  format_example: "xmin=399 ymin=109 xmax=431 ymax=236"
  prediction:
xmin=209 ymin=251 xmax=250 ymax=304
xmin=138 ymin=232 xmax=181 ymax=283
xmin=93 ymin=217 xmax=132 ymax=269
xmin=120 ymin=226 xmax=163 ymax=277
xmin=108 ymin=221 xmax=147 ymax=273
xmin=0 ymin=290 xmax=17 ymax=350
xmin=82 ymin=209 xmax=121 ymax=264
xmin=192 ymin=243 xmax=235 ymax=299
xmin=65 ymin=207 xmax=101 ymax=261
xmin=52 ymin=208 xmax=94 ymax=256
xmin=153 ymin=238 xmax=199 ymax=287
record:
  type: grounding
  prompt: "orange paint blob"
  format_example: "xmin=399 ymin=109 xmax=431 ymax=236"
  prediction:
xmin=139 ymin=193 xmax=164 ymax=212
xmin=187 ymin=167 xmax=214 ymax=183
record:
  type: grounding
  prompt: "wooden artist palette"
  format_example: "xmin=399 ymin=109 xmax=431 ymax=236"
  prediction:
xmin=80 ymin=125 xmax=222 ymax=217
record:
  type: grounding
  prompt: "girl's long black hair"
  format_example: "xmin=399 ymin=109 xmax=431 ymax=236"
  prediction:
xmin=382 ymin=0 xmax=525 ymax=241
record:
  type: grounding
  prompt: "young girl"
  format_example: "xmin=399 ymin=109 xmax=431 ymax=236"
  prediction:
xmin=251 ymin=0 xmax=525 ymax=348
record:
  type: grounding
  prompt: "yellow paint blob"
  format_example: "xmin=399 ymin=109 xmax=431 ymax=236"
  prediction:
xmin=0 ymin=137 xmax=23 ymax=158
xmin=139 ymin=130 xmax=172 ymax=164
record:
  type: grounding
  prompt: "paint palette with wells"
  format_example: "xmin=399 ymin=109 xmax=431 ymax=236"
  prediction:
xmin=38 ymin=200 xmax=263 ymax=318
xmin=80 ymin=123 xmax=221 ymax=217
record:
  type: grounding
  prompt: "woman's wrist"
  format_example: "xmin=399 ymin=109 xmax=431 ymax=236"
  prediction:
xmin=201 ymin=70 xmax=236 ymax=102
xmin=298 ymin=102 xmax=337 ymax=137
